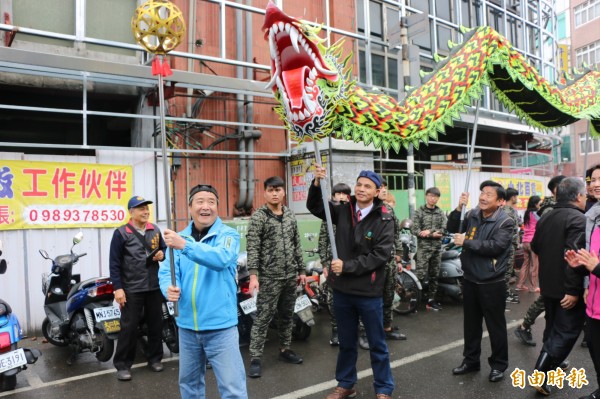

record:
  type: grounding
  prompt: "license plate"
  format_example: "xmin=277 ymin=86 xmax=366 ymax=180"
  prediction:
xmin=94 ymin=306 xmax=121 ymax=322
xmin=239 ymin=296 xmax=257 ymax=315
xmin=166 ymin=302 xmax=175 ymax=316
xmin=0 ymin=348 xmax=26 ymax=374
xmin=103 ymin=319 xmax=121 ymax=333
xmin=294 ymin=295 xmax=311 ymax=313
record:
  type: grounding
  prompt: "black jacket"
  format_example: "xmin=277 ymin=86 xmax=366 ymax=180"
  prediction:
xmin=447 ymin=206 xmax=514 ymax=284
xmin=307 ymin=182 xmax=394 ymax=297
xmin=531 ymin=203 xmax=586 ymax=299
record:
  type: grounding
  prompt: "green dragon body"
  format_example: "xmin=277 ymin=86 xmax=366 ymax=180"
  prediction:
xmin=263 ymin=2 xmax=600 ymax=152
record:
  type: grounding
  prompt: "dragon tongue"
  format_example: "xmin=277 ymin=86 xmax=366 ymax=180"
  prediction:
xmin=282 ymin=67 xmax=308 ymax=110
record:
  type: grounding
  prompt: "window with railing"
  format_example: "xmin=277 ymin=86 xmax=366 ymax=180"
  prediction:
xmin=580 ymin=132 xmax=600 ymax=154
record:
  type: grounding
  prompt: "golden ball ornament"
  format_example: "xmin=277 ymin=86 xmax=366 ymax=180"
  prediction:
xmin=131 ymin=0 xmax=186 ymax=55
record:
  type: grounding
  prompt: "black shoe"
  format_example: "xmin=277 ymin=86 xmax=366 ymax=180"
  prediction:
xmin=385 ymin=326 xmax=407 ymax=340
xmin=248 ymin=358 xmax=262 ymax=378
xmin=534 ymin=383 xmax=551 ymax=396
xmin=452 ymin=363 xmax=480 ymax=375
xmin=559 ymin=360 xmax=569 ymax=370
xmin=426 ymin=300 xmax=442 ymax=311
xmin=489 ymin=369 xmax=504 ymax=382
xmin=279 ymin=349 xmax=303 ymax=364
xmin=514 ymin=325 xmax=536 ymax=346
xmin=148 ymin=362 xmax=163 ymax=372
xmin=330 ymin=328 xmax=339 ymax=346
xmin=358 ymin=334 xmax=369 ymax=350
xmin=579 ymin=388 xmax=600 ymax=399
xmin=506 ymin=293 xmax=520 ymax=304
xmin=116 ymin=369 xmax=132 ymax=381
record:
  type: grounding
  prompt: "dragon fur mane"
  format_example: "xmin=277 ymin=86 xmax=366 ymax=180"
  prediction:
xmin=263 ymin=2 xmax=600 ymax=152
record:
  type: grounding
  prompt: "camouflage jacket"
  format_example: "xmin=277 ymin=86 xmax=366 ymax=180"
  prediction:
xmin=318 ymin=202 xmax=401 ymax=267
xmin=247 ymin=205 xmax=304 ymax=280
xmin=538 ymin=196 xmax=557 ymax=217
xmin=411 ymin=205 xmax=447 ymax=241
xmin=503 ymin=204 xmax=520 ymax=244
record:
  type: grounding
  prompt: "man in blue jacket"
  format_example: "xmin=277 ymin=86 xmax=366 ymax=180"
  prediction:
xmin=159 ymin=184 xmax=247 ymax=399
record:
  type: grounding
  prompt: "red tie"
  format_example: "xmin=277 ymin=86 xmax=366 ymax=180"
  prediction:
xmin=356 ymin=209 xmax=362 ymax=222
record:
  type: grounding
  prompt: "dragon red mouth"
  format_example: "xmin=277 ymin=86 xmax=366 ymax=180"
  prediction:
xmin=263 ymin=2 xmax=338 ymax=124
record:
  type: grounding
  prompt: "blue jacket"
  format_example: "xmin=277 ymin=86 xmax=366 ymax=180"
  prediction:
xmin=158 ymin=218 xmax=240 ymax=331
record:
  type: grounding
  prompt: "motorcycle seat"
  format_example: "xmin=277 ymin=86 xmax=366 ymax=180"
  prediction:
xmin=0 ymin=298 xmax=12 ymax=314
xmin=441 ymin=250 xmax=460 ymax=260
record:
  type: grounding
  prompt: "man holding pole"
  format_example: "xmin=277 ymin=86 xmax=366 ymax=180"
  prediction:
xmin=447 ymin=181 xmax=514 ymax=383
xmin=159 ymin=185 xmax=247 ymax=399
xmin=308 ymin=166 xmax=395 ymax=399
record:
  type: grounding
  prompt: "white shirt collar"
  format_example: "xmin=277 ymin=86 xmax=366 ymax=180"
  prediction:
xmin=356 ymin=202 xmax=374 ymax=219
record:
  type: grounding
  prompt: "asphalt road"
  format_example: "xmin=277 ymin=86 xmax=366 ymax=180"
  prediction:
xmin=1 ymin=291 xmax=596 ymax=399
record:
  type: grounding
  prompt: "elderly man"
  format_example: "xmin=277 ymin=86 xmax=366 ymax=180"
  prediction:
xmin=159 ymin=185 xmax=247 ymax=399
xmin=530 ymin=177 xmax=587 ymax=396
xmin=308 ymin=167 xmax=395 ymax=399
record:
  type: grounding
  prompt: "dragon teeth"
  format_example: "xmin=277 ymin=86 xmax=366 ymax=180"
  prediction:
xmin=304 ymin=109 xmax=311 ymax=119
xmin=314 ymin=58 xmax=337 ymax=76
xmin=290 ymin=26 xmax=300 ymax=53
xmin=309 ymin=68 xmax=316 ymax=80
xmin=285 ymin=23 xmax=291 ymax=33
xmin=278 ymin=22 xmax=284 ymax=32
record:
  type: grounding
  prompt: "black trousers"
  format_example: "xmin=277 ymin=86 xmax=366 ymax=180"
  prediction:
xmin=462 ymin=279 xmax=508 ymax=371
xmin=541 ymin=296 xmax=584 ymax=362
xmin=113 ymin=289 xmax=164 ymax=370
xmin=587 ymin=316 xmax=600 ymax=387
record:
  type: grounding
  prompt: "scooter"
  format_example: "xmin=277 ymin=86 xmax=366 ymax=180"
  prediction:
xmin=393 ymin=228 xmax=423 ymax=315
xmin=0 ymin=241 xmax=41 ymax=391
xmin=39 ymin=232 xmax=119 ymax=364
xmin=437 ymin=234 xmax=463 ymax=301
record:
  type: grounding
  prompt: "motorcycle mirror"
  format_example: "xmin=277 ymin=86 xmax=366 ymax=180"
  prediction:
xmin=0 ymin=259 xmax=6 ymax=274
xmin=73 ymin=232 xmax=84 ymax=245
xmin=39 ymin=249 xmax=50 ymax=259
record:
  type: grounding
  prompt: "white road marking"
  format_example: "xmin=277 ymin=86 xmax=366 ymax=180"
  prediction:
xmin=0 ymin=320 xmax=523 ymax=398
xmin=270 ymin=319 xmax=522 ymax=399
xmin=0 ymin=357 xmax=180 ymax=397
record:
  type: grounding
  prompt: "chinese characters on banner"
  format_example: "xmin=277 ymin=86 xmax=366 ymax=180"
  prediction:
xmin=492 ymin=177 xmax=543 ymax=210
xmin=0 ymin=161 xmax=132 ymax=230
xmin=290 ymin=152 xmax=329 ymax=202
xmin=433 ymin=173 xmax=452 ymax=213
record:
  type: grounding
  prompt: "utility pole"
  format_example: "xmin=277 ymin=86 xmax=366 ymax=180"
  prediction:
xmin=401 ymin=17 xmax=416 ymax=219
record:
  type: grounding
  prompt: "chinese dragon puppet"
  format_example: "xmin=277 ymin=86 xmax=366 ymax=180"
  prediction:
xmin=263 ymin=2 xmax=600 ymax=151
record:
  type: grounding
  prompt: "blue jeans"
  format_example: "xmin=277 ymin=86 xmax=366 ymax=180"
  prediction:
xmin=178 ymin=326 xmax=247 ymax=399
xmin=333 ymin=290 xmax=394 ymax=396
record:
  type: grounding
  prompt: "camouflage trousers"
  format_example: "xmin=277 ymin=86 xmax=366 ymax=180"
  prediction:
xmin=249 ymin=277 xmax=296 ymax=359
xmin=522 ymin=294 xmax=545 ymax=329
xmin=505 ymin=243 xmax=517 ymax=295
xmin=415 ymin=243 xmax=442 ymax=301
xmin=383 ymin=259 xmax=398 ymax=329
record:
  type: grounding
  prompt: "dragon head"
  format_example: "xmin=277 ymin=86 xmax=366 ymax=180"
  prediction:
xmin=263 ymin=2 xmax=351 ymax=141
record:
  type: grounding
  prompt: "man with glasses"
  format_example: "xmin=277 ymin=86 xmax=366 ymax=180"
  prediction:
xmin=308 ymin=167 xmax=395 ymax=399
xmin=159 ymin=185 xmax=247 ymax=399
xmin=447 ymin=181 xmax=514 ymax=383
xmin=246 ymin=176 xmax=306 ymax=378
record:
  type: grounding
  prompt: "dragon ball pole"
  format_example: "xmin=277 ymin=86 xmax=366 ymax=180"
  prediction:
xmin=157 ymin=54 xmax=178 ymax=317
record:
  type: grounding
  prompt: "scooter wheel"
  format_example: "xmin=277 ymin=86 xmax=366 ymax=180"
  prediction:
xmin=41 ymin=317 xmax=69 ymax=347
xmin=291 ymin=315 xmax=311 ymax=341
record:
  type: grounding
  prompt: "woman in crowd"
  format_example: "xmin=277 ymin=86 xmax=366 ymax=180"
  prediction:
xmin=516 ymin=195 xmax=541 ymax=292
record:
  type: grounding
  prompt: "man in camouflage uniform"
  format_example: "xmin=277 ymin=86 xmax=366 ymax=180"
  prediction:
xmin=318 ymin=182 xmax=352 ymax=346
xmin=503 ymin=188 xmax=521 ymax=304
xmin=246 ymin=176 xmax=306 ymax=378
xmin=515 ymin=175 xmax=566 ymax=347
xmin=380 ymin=184 xmax=406 ymax=340
xmin=411 ymin=187 xmax=447 ymax=311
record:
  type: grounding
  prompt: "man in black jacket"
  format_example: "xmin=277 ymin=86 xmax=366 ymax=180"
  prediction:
xmin=447 ymin=180 xmax=514 ymax=383
xmin=530 ymin=177 xmax=587 ymax=395
xmin=308 ymin=167 xmax=395 ymax=399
